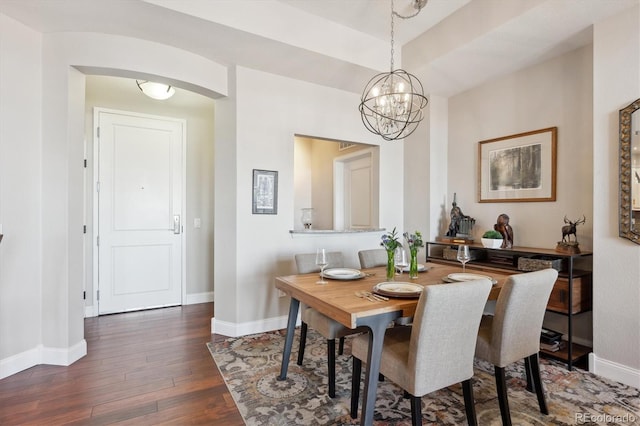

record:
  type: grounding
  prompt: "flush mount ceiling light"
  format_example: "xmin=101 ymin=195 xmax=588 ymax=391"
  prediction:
xmin=136 ymin=80 xmax=175 ymax=100
xmin=359 ymin=0 xmax=429 ymax=141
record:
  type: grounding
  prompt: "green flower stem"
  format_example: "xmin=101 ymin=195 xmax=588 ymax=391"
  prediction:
xmin=386 ymin=250 xmax=395 ymax=281
xmin=409 ymin=248 xmax=418 ymax=279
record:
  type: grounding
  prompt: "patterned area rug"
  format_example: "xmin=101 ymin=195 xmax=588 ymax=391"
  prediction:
xmin=208 ymin=329 xmax=640 ymax=425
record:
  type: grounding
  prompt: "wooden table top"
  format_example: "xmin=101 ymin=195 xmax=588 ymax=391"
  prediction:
xmin=275 ymin=263 xmax=511 ymax=329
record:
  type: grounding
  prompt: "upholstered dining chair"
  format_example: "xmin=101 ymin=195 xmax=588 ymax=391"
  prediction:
xmin=350 ymin=279 xmax=493 ymax=426
xmin=294 ymin=252 xmax=367 ymax=398
xmin=358 ymin=248 xmax=388 ymax=269
xmin=474 ymin=268 xmax=558 ymax=426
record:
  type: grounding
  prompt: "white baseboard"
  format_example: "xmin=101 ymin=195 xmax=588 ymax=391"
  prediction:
xmin=185 ymin=291 xmax=214 ymax=305
xmin=83 ymin=292 xmax=213 ymax=318
xmin=589 ymin=353 xmax=640 ymax=389
xmin=0 ymin=339 xmax=87 ymax=380
xmin=85 ymin=305 xmax=97 ymax=318
xmin=212 ymin=314 xmax=301 ymax=337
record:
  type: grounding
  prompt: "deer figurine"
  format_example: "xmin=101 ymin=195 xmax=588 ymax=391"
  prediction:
xmin=562 ymin=215 xmax=586 ymax=243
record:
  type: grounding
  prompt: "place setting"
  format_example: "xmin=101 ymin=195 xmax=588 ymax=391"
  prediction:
xmin=442 ymin=272 xmax=498 ymax=285
xmin=372 ymin=282 xmax=424 ymax=298
xmin=314 ymin=248 xmax=366 ymax=284
xmin=322 ymin=268 xmax=366 ymax=280
xmin=442 ymin=244 xmax=497 ymax=285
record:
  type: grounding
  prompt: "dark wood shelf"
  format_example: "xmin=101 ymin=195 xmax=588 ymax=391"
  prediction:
xmin=540 ymin=341 xmax=591 ymax=363
xmin=427 ymin=240 xmax=592 ymax=257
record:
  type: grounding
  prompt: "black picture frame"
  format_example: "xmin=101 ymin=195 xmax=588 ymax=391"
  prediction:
xmin=252 ymin=169 xmax=278 ymax=214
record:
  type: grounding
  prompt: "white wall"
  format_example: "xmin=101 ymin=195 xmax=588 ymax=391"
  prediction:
xmin=404 ymin=94 xmax=450 ymax=250
xmin=84 ymin=75 xmax=216 ymax=310
xmin=0 ymin=27 xmax=227 ymax=378
xmin=0 ymin=15 xmax=44 ymax=373
xmin=447 ymin=45 xmax=594 ymax=249
xmin=212 ymin=66 xmax=403 ymax=336
xmin=591 ymin=5 xmax=640 ymax=387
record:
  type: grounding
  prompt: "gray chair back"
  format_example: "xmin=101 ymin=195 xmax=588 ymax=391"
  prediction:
xmin=358 ymin=248 xmax=387 ymax=268
xmin=409 ymin=279 xmax=492 ymax=396
xmin=295 ymin=252 xmax=344 ymax=274
xmin=488 ymin=268 xmax=558 ymax=366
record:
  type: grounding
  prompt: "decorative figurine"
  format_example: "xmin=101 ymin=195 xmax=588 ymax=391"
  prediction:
xmin=445 ymin=193 xmax=475 ymax=240
xmin=494 ymin=213 xmax=514 ymax=249
xmin=556 ymin=215 xmax=586 ymax=253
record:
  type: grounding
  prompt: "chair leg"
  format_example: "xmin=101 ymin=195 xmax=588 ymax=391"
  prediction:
xmin=410 ymin=395 xmax=422 ymax=426
xmin=528 ymin=353 xmax=548 ymax=415
xmin=351 ymin=357 xmax=362 ymax=419
xmin=462 ymin=379 xmax=478 ymax=426
xmin=338 ymin=336 xmax=345 ymax=355
xmin=327 ymin=339 xmax=336 ymax=398
xmin=296 ymin=322 xmax=307 ymax=366
xmin=524 ymin=356 xmax=534 ymax=392
xmin=494 ymin=366 xmax=512 ymax=426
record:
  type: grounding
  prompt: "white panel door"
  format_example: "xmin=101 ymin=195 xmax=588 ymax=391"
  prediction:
xmin=344 ymin=156 xmax=373 ymax=229
xmin=97 ymin=110 xmax=184 ymax=314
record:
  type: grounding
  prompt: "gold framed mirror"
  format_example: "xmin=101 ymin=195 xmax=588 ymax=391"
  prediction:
xmin=619 ymin=98 xmax=640 ymax=244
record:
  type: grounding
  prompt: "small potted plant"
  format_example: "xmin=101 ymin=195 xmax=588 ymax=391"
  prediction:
xmin=481 ymin=230 xmax=503 ymax=248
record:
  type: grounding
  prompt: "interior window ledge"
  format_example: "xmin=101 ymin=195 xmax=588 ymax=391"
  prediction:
xmin=289 ymin=228 xmax=385 ymax=236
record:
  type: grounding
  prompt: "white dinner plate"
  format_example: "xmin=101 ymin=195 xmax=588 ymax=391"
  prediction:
xmin=399 ymin=264 xmax=429 ymax=273
xmin=447 ymin=273 xmax=494 ymax=282
xmin=323 ymin=268 xmax=365 ymax=280
xmin=373 ymin=282 xmax=423 ymax=298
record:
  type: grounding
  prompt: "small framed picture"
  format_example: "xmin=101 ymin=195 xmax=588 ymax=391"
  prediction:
xmin=252 ymin=169 xmax=278 ymax=214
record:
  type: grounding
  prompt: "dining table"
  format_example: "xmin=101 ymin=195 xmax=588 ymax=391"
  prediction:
xmin=275 ymin=262 xmax=512 ymax=425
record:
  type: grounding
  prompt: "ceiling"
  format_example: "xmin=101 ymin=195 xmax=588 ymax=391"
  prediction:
xmin=1 ymin=0 xmax=638 ymax=97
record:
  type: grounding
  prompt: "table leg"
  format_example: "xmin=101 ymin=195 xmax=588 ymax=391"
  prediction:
xmin=277 ymin=297 xmax=300 ymax=381
xmin=358 ymin=312 xmax=398 ymax=426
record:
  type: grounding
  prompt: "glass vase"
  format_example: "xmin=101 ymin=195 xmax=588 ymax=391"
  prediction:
xmin=386 ymin=249 xmax=395 ymax=281
xmin=409 ymin=248 xmax=419 ymax=279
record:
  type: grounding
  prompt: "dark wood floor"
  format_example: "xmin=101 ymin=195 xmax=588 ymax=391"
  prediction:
xmin=0 ymin=303 xmax=244 ymax=425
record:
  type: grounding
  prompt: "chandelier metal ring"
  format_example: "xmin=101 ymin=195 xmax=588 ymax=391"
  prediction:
xmin=359 ymin=69 xmax=428 ymax=141
xmin=359 ymin=0 xmax=429 ymax=141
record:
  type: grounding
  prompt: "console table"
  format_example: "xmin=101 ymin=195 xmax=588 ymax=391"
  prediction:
xmin=426 ymin=241 xmax=593 ymax=370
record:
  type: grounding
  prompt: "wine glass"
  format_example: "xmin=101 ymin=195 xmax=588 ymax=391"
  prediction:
xmin=456 ymin=245 xmax=471 ymax=273
xmin=394 ymin=247 xmax=408 ymax=276
xmin=316 ymin=248 xmax=328 ymax=284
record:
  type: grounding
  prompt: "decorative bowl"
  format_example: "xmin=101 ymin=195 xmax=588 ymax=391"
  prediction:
xmin=481 ymin=238 xmax=503 ymax=248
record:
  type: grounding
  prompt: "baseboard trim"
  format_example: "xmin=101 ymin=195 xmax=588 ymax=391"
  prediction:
xmin=212 ymin=314 xmax=301 ymax=337
xmin=83 ymin=292 xmax=213 ymax=318
xmin=185 ymin=291 xmax=214 ymax=305
xmin=85 ymin=305 xmax=97 ymax=318
xmin=589 ymin=353 xmax=640 ymax=389
xmin=0 ymin=340 xmax=87 ymax=380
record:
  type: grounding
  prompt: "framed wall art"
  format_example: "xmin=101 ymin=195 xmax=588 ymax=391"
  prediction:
xmin=478 ymin=127 xmax=557 ymax=203
xmin=252 ymin=169 xmax=278 ymax=214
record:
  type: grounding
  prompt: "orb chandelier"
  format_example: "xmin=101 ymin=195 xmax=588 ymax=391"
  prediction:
xmin=359 ymin=0 xmax=429 ymax=141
